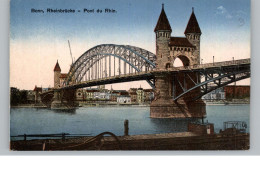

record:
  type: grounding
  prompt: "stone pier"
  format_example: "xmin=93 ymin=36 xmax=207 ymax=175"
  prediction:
xmin=150 ymin=74 xmax=206 ymax=118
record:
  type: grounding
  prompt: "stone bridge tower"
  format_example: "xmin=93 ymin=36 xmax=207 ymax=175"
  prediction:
xmin=54 ymin=60 xmax=61 ymax=88
xmin=51 ymin=60 xmax=77 ymax=109
xmin=150 ymin=5 xmax=206 ymax=118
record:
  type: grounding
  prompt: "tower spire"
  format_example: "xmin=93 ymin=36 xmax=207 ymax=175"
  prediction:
xmin=154 ymin=4 xmax=172 ymax=32
xmin=54 ymin=60 xmax=61 ymax=71
xmin=184 ymin=8 xmax=201 ymax=34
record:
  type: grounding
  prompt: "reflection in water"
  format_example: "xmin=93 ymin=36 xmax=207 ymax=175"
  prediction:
xmin=52 ymin=108 xmax=77 ymax=115
xmin=149 ymin=118 xmax=201 ymax=133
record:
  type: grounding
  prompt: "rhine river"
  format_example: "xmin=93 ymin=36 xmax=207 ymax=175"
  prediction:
xmin=10 ymin=105 xmax=249 ymax=140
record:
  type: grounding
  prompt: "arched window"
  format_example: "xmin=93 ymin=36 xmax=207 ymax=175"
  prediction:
xmin=166 ymin=63 xmax=171 ymax=69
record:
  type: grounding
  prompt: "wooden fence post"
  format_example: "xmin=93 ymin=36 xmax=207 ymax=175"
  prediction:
xmin=124 ymin=120 xmax=129 ymax=136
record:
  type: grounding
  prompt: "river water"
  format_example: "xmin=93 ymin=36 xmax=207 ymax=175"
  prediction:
xmin=10 ymin=105 xmax=250 ymax=140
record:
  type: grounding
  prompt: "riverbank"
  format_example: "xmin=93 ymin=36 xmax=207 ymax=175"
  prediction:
xmin=10 ymin=132 xmax=249 ymax=150
xmin=11 ymin=104 xmax=47 ymax=108
xmin=203 ymin=99 xmax=250 ymax=105
xmin=11 ymin=100 xmax=249 ymax=108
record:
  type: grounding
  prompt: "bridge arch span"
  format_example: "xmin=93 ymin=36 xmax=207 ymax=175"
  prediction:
xmin=64 ymin=44 xmax=156 ymax=87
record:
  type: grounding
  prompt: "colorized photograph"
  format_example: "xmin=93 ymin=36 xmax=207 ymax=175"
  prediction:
xmin=10 ymin=0 xmax=250 ymax=150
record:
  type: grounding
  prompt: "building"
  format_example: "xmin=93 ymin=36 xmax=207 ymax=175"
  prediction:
xmin=117 ymin=95 xmax=131 ymax=104
xmin=110 ymin=93 xmax=118 ymax=102
xmin=128 ymin=88 xmax=137 ymax=102
xmin=33 ymin=86 xmax=42 ymax=104
xmin=143 ymin=89 xmax=154 ymax=102
xmin=76 ymin=89 xmax=84 ymax=101
xmin=129 ymin=92 xmax=137 ymax=102
xmin=85 ymin=88 xmax=99 ymax=100
xmin=59 ymin=73 xmax=68 ymax=87
xmin=136 ymin=87 xmax=144 ymax=103
xmin=27 ymin=90 xmax=35 ymax=104
xmin=224 ymin=85 xmax=250 ymax=99
xmin=202 ymin=87 xmax=225 ymax=100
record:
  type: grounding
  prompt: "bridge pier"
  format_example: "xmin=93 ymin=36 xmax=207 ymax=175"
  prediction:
xmin=150 ymin=74 xmax=206 ymax=118
xmin=50 ymin=89 xmax=64 ymax=109
xmin=50 ymin=89 xmax=78 ymax=110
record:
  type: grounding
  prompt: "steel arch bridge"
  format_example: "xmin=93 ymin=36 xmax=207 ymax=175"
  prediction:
xmin=64 ymin=44 xmax=156 ymax=88
xmin=56 ymin=43 xmax=250 ymax=102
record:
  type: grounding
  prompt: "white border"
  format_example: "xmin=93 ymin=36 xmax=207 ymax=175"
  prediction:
xmin=1 ymin=0 xmax=260 ymax=155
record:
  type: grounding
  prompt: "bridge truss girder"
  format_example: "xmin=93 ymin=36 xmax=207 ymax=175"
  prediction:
xmin=173 ymin=64 xmax=250 ymax=101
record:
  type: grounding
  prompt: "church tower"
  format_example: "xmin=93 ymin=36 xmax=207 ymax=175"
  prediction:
xmin=184 ymin=8 xmax=202 ymax=65
xmin=154 ymin=4 xmax=172 ymax=69
xmin=54 ymin=60 xmax=61 ymax=88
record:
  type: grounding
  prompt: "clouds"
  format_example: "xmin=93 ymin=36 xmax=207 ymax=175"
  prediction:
xmin=216 ymin=6 xmax=233 ymax=19
xmin=216 ymin=5 xmax=247 ymax=26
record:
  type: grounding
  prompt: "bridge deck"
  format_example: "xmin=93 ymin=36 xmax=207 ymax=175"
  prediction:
xmin=60 ymin=58 xmax=250 ymax=90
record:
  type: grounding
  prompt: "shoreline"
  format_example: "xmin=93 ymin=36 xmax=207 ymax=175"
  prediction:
xmin=11 ymin=101 xmax=250 ymax=108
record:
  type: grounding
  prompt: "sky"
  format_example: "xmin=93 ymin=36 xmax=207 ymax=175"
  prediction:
xmin=10 ymin=0 xmax=251 ymax=90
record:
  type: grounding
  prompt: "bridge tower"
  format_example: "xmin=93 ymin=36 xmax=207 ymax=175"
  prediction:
xmin=51 ymin=60 xmax=62 ymax=109
xmin=54 ymin=60 xmax=61 ymax=88
xmin=51 ymin=60 xmax=77 ymax=109
xmin=150 ymin=5 xmax=206 ymax=118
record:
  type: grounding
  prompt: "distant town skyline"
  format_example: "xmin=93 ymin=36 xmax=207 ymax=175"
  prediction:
xmin=10 ymin=0 xmax=250 ymax=90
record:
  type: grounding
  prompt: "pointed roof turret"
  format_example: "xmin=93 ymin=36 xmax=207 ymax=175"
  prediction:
xmin=54 ymin=60 xmax=61 ymax=71
xmin=154 ymin=4 xmax=172 ymax=32
xmin=184 ymin=8 xmax=201 ymax=34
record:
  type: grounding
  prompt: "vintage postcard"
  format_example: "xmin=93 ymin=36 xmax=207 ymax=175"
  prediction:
xmin=10 ymin=0 xmax=250 ymax=150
